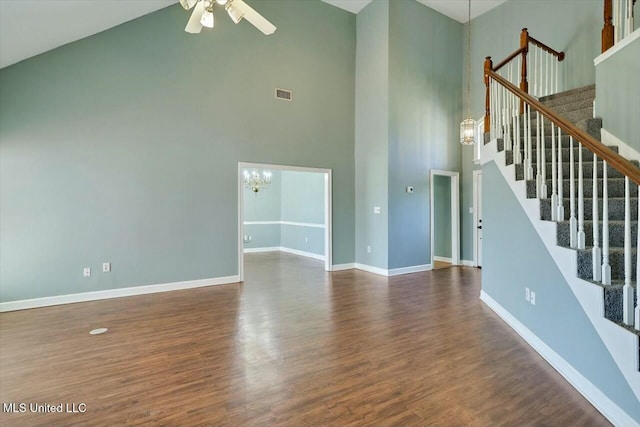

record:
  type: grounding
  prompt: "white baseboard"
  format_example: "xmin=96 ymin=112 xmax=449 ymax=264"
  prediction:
xmin=243 ymin=247 xmax=280 ymax=253
xmin=332 ymin=263 xmax=355 ymax=271
xmin=243 ymin=246 xmax=324 ymax=261
xmin=461 ymin=260 xmax=476 ymax=267
xmin=433 ymin=256 xmax=452 ymax=263
xmin=353 ymin=263 xmax=389 ymax=276
xmin=388 ymin=264 xmax=432 ymax=276
xmin=0 ymin=275 xmax=240 ymax=313
xmin=601 ymin=128 xmax=640 ymax=163
xmin=480 ymin=290 xmax=639 ymax=427
xmin=278 ymin=247 xmax=325 ymax=261
xmin=352 ymin=263 xmax=433 ymax=277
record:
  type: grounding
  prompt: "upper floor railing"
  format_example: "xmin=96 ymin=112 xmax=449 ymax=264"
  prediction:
xmin=602 ymin=0 xmax=637 ymax=52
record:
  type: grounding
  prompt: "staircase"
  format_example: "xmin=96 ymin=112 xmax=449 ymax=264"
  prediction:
xmin=498 ymin=84 xmax=640 ymax=336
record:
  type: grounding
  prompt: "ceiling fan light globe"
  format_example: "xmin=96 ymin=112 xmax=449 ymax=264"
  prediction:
xmin=215 ymin=0 xmax=229 ymax=5
xmin=226 ymin=5 xmax=244 ymax=24
xmin=179 ymin=0 xmax=198 ymax=10
xmin=200 ymin=10 xmax=215 ymax=28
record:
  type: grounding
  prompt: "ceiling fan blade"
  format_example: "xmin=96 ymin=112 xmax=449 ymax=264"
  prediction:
xmin=185 ymin=1 xmax=205 ymax=34
xmin=231 ymin=0 xmax=276 ymax=35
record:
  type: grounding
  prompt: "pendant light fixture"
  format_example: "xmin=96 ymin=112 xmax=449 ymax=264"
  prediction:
xmin=460 ymin=0 xmax=475 ymax=145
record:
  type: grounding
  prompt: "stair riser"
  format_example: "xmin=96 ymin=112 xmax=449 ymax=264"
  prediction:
xmin=521 ymin=108 xmax=593 ymax=126
xmin=539 ymin=87 xmax=595 ymax=107
xmin=527 ymin=179 xmax=636 ymax=199
xmin=556 ymin=222 xmax=638 ymax=248
xmin=603 ymin=287 xmax=638 ymax=324
xmin=515 ymin=161 xmax=633 ymax=180
xmin=540 ymin=198 xmax=639 ymax=222
xmin=577 ymin=250 xmax=637 ymax=281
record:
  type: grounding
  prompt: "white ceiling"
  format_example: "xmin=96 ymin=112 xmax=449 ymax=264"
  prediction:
xmin=0 ymin=0 xmax=507 ymax=69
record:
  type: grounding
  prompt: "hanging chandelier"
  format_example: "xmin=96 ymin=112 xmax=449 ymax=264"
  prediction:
xmin=460 ymin=0 xmax=475 ymax=145
xmin=244 ymin=170 xmax=272 ymax=194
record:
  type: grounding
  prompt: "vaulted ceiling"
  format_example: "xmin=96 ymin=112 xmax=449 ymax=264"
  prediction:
xmin=0 ymin=0 xmax=507 ymax=68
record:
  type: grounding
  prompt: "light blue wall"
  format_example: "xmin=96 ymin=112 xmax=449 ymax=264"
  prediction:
xmin=596 ymin=36 xmax=640 ymax=150
xmin=280 ymin=171 xmax=324 ymax=224
xmin=433 ymin=175 xmax=452 ymax=259
xmin=280 ymin=225 xmax=324 ymax=256
xmin=280 ymin=170 xmax=325 ymax=256
xmin=243 ymin=224 xmax=280 ymax=249
xmin=387 ymin=0 xmax=462 ymax=269
xmin=460 ymin=0 xmax=603 ymax=262
xmin=355 ymin=0 xmax=389 ymax=269
xmin=0 ymin=1 xmax=355 ymax=302
xmin=482 ymin=161 xmax=640 ymax=423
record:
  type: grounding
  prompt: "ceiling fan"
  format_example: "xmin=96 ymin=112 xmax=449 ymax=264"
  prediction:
xmin=179 ymin=0 xmax=276 ymax=35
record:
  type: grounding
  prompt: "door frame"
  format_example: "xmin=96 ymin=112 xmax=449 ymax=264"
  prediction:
xmin=238 ymin=162 xmax=333 ymax=282
xmin=429 ymin=170 xmax=460 ymax=267
xmin=472 ymin=169 xmax=482 ymax=267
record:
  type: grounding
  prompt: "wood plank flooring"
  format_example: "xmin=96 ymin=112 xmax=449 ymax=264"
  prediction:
xmin=0 ymin=252 xmax=609 ymax=426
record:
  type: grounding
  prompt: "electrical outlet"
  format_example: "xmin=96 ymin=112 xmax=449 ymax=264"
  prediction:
xmin=367 ymin=245 xmax=372 ymax=253
xmin=243 ymin=235 xmax=252 ymax=243
xmin=103 ymin=262 xmax=111 ymax=273
xmin=525 ymin=287 xmax=530 ymax=302
xmin=305 ymin=237 xmax=309 ymax=243
xmin=83 ymin=268 xmax=91 ymax=277
xmin=406 ymin=186 xmax=414 ymax=193
xmin=373 ymin=206 xmax=381 ymax=214
xmin=469 ymin=207 xmax=474 ymax=214
xmin=530 ymin=291 xmax=536 ymax=305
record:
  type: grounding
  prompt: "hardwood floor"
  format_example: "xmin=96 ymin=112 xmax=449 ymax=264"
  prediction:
xmin=0 ymin=252 xmax=609 ymax=426
xmin=433 ymin=260 xmax=452 ymax=270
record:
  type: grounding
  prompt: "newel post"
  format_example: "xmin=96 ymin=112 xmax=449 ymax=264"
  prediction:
xmin=602 ymin=0 xmax=614 ymax=52
xmin=519 ymin=28 xmax=529 ymax=114
xmin=484 ymin=56 xmax=493 ymax=133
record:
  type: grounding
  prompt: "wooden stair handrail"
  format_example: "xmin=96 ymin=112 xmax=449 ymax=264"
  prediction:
xmin=487 ymin=70 xmax=640 ymax=186
xmin=492 ymin=47 xmax=526 ymax=72
xmin=528 ymin=36 xmax=566 ymax=61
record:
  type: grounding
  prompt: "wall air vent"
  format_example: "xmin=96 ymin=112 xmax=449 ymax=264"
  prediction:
xmin=275 ymin=88 xmax=293 ymax=101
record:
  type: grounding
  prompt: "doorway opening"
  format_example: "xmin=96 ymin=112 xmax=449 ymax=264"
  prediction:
xmin=473 ymin=170 xmax=483 ymax=268
xmin=430 ymin=170 xmax=460 ymax=269
xmin=238 ymin=163 xmax=332 ymax=282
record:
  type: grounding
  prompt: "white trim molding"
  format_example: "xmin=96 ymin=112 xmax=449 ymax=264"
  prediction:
xmin=238 ymin=162 xmax=333 ymax=281
xmin=433 ymin=256 xmax=452 ymax=263
xmin=388 ymin=264 xmax=432 ymax=276
xmin=594 ymin=27 xmax=640 ymax=66
xmin=429 ymin=170 xmax=461 ymax=267
xmin=481 ymin=291 xmax=640 ymax=427
xmin=460 ymin=260 xmax=475 ymax=267
xmin=0 ymin=275 xmax=240 ymax=313
xmin=243 ymin=246 xmax=325 ymax=261
xmin=352 ymin=263 xmax=433 ymax=277
xmin=331 ymin=263 xmax=355 ymax=271
xmin=243 ymin=247 xmax=280 ymax=253
xmin=601 ymin=128 xmax=640 ymax=163
xmin=244 ymin=221 xmax=325 ymax=228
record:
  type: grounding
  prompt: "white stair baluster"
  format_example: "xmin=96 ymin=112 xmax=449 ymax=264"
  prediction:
xmin=557 ymin=127 xmax=565 ymax=220
xmin=555 ymin=57 xmax=558 ymax=94
xmin=540 ymin=118 xmax=558 ymax=209
xmin=636 ymin=186 xmax=640 ymax=331
xmin=577 ymin=141 xmax=585 ymax=249
xmin=536 ymin=110 xmax=542 ymax=198
xmin=628 ymin=0 xmax=635 ymax=39
xmin=569 ymin=136 xmax=577 ymax=247
xmin=602 ymin=161 xmax=611 ymax=285
xmin=527 ymin=104 xmax=533 ymax=180
xmin=593 ymin=153 xmax=601 ymax=281
xmin=540 ymin=116 xmax=547 ymax=199
xmin=545 ymin=52 xmax=549 ymax=96
xmin=623 ymin=177 xmax=634 ymax=325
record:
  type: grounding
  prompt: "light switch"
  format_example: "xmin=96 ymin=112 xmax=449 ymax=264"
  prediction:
xmin=373 ymin=206 xmax=381 ymax=214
